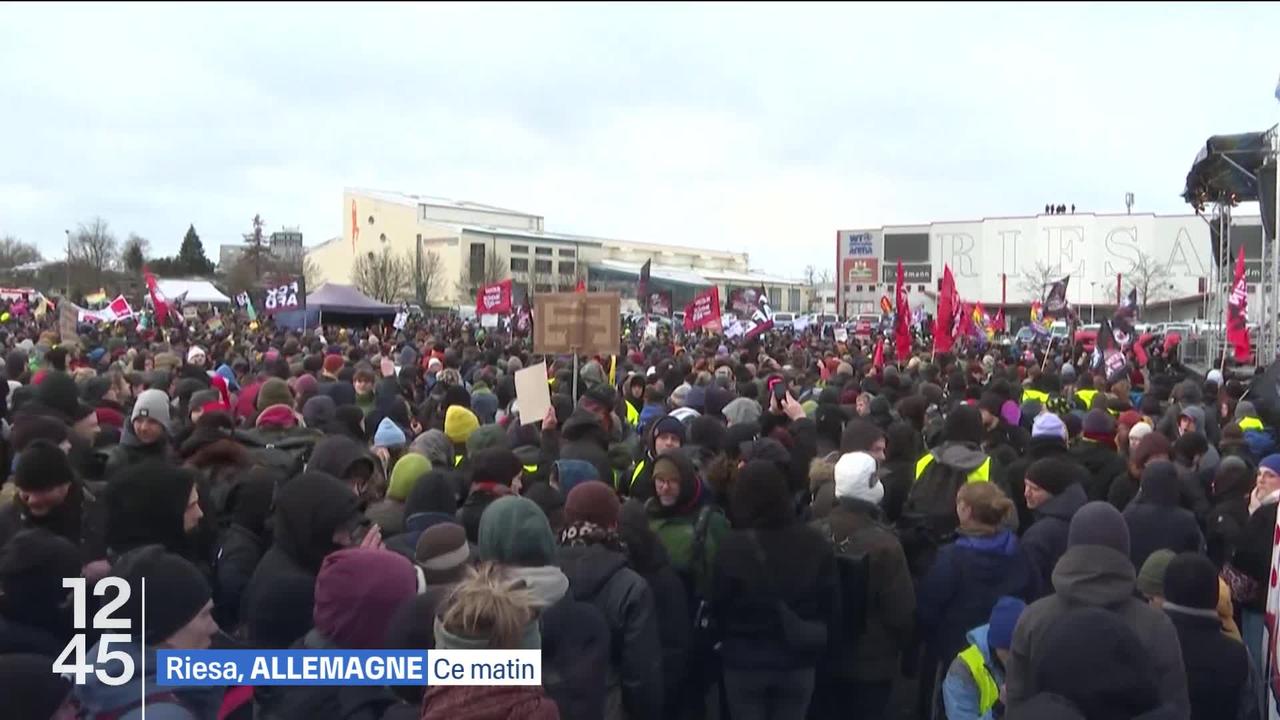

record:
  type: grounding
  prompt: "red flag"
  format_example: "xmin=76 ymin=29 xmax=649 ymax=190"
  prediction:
xmin=894 ymin=260 xmax=911 ymax=362
xmin=1227 ymin=246 xmax=1251 ymax=363
xmin=683 ymin=287 xmax=721 ymax=331
xmin=143 ymin=268 xmax=169 ymax=326
xmin=933 ymin=265 xmax=958 ymax=353
xmin=575 ymin=278 xmax=586 ymax=293
xmin=873 ymin=337 xmax=885 ymax=369
xmin=991 ymin=307 xmax=1006 ymax=333
xmin=475 ymin=279 xmax=513 ymax=315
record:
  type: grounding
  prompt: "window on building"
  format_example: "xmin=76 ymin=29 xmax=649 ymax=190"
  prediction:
xmin=855 ymin=285 xmax=863 ymax=293
xmin=788 ymin=288 xmax=800 ymax=310
xmin=917 ymin=285 xmax=926 ymax=293
xmin=510 ymin=244 xmax=528 ymax=254
xmin=469 ymin=243 xmax=486 ymax=284
xmin=535 ymin=247 xmax=553 ymax=256
xmin=559 ymin=248 xmax=576 ymax=257
xmin=534 ymin=259 xmax=553 ymax=274
xmin=510 ymin=258 xmax=529 ymax=273
xmin=535 ymin=283 xmax=553 ymax=293
xmin=559 ymin=261 xmax=575 ymax=276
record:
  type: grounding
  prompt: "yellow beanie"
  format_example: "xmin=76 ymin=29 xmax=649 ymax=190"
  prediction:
xmin=445 ymin=405 xmax=480 ymax=445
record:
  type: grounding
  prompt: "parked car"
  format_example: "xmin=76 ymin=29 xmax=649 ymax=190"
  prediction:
xmin=773 ymin=312 xmax=794 ymax=329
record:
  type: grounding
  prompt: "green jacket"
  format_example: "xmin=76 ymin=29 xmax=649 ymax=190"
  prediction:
xmin=649 ymin=505 xmax=728 ymax=601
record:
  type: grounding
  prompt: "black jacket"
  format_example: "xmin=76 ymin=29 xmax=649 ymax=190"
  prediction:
xmin=212 ymin=523 xmax=266 ymax=633
xmin=0 ymin=481 xmax=106 ymax=564
xmin=456 ymin=485 xmax=510 ymax=546
xmin=1021 ymin=483 xmax=1087 ymax=600
xmin=1165 ymin=607 xmax=1254 ymax=720
xmin=558 ymin=543 xmax=663 ymax=720
xmin=1071 ymin=440 xmax=1128 ymax=502
xmin=1003 ymin=436 xmax=1072 ymax=533
xmin=711 ymin=522 xmax=837 ymax=671
xmin=540 ymin=592 xmax=612 ymax=720
xmin=1233 ymin=499 xmax=1278 ymax=611
xmin=1123 ymin=463 xmax=1205 ymax=570
xmin=254 ymin=630 xmax=419 ymax=720
xmin=550 ymin=409 xmax=617 ymax=489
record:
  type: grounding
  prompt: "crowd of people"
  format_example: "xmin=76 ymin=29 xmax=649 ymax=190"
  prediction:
xmin=0 ymin=305 xmax=1273 ymax=720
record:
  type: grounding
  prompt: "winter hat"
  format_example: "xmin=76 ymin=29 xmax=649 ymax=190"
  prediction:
xmin=292 ymin=374 xmax=318 ymax=401
xmin=979 ymin=392 xmax=1004 ymax=418
xmin=415 ymin=522 xmax=470 ymax=583
xmin=1136 ymin=549 xmax=1176 ymax=598
xmin=552 ymin=459 xmax=599 ymax=495
xmin=1060 ymin=364 xmax=1076 ymax=382
xmin=1207 ymin=369 xmax=1224 ymax=388
xmin=466 ymin=424 xmax=510 ymax=456
xmin=1236 ymin=400 xmax=1259 ymax=420
xmin=411 ymin=429 xmax=453 ymax=468
xmin=444 ymin=405 xmax=480 ymax=445
xmin=323 ymin=354 xmax=345 ymax=375
xmin=0 ymin=528 xmax=82 ymax=627
xmin=834 ymin=452 xmax=883 ymax=505
xmin=1025 ymin=457 xmax=1077 ymax=496
xmin=1031 ymin=412 xmax=1067 ymax=440
xmin=1067 ymin=501 xmax=1131 ymax=556
xmin=388 ymin=453 xmax=431 ymax=502
xmin=14 ymin=439 xmax=74 ymax=491
xmin=1162 ymin=552 xmax=1220 ymax=611
xmin=670 ymin=384 xmax=691 ymax=408
xmin=0 ymin=653 xmax=73 ymax=719
xmin=478 ymin=495 xmax=556 ymax=567
xmin=1127 ymin=421 xmax=1154 ymax=447
xmin=986 ymin=596 xmax=1027 ymax=651
xmin=374 ymin=417 xmax=408 ymax=449
xmin=302 ymin=395 xmax=337 ymax=429
xmin=1000 ymin=400 xmax=1021 ymax=427
xmin=1117 ymin=410 xmax=1144 ymax=430
xmin=1019 ymin=398 xmax=1043 ymax=423
xmin=255 ymin=404 xmax=299 ymax=430
xmin=114 ymin=545 xmax=211 ymax=644
xmin=722 ymin=397 xmax=762 ymax=426
xmin=187 ymin=346 xmax=206 ymax=364
xmin=314 ymin=548 xmax=417 ymax=649
xmin=1082 ymin=409 xmax=1115 ymax=436
xmin=130 ymin=388 xmax=171 ymax=428
xmin=256 ymin=377 xmax=293 ymax=412
xmin=9 ymin=415 xmax=69 ymax=453
xmin=38 ymin=371 xmax=94 ymax=421
xmin=564 ymin=480 xmax=621 ymax=528
xmin=651 ymin=415 xmax=687 ymax=445
xmin=105 ymin=462 xmax=197 ymax=556
xmin=1260 ymin=454 xmax=1280 ymax=478
xmin=685 ymin=386 xmax=707 ymax=412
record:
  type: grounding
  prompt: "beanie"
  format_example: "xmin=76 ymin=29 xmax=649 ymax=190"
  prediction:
xmin=1162 ymin=552 xmax=1220 ymax=611
xmin=986 ymin=596 xmax=1027 ymax=651
xmin=323 ymin=354 xmax=345 ymax=375
xmin=1082 ymin=409 xmax=1115 ymax=436
xmin=1128 ymin=422 xmax=1154 ymax=447
xmin=1067 ymin=501 xmax=1131 ymax=556
xmin=1117 ymin=410 xmax=1143 ymax=430
xmin=1020 ymin=399 xmax=1043 ymax=423
xmin=387 ymin=453 xmax=430 ymax=502
xmin=256 ymin=377 xmax=293 ymax=412
xmin=1025 ymin=457 xmax=1077 ymax=496
xmin=1136 ymin=549 xmax=1176 ymax=598
xmin=834 ymin=452 xmax=883 ymax=505
xmin=373 ymin=417 xmax=407 ymax=450
xmin=478 ymin=495 xmax=556 ymax=567
xmin=552 ymin=459 xmax=600 ymax=495
xmin=14 ymin=439 xmax=74 ymax=492
xmin=1260 ymin=454 xmax=1280 ymax=478
xmin=722 ymin=397 xmax=762 ymax=426
xmin=564 ymin=480 xmax=622 ymax=528
xmin=114 ymin=545 xmax=211 ymax=644
xmin=314 ymin=548 xmax=417 ymax=649
xmin=1000 ymin=400 xmax=1021 ymax=428
xmin=130 ymin=388 xmax=171 ymax=428
xmin=1032 ymin=412 xmax=1067 ymax=440
xmin=444 ymin=405 xmax=480 ymax=445
xmin=651 ymin=415 xmax=687 ymax=445
xmin=187 ymin=346 xmax=206 ymax=364
xmin=415 ymin=522 xmax=470 ymax=581
xmin=0 ymin=654 xmax=73 ymax=720
xmin=1236 ymin=400 xmax=1259 ymax=420
xmin=466 ymin=424 xmax=511 ymax=456
xmin=1207 ymin=369 xmax=1224 ymax=388
xmin=979 ymin=392 xmax=1004 ymax=418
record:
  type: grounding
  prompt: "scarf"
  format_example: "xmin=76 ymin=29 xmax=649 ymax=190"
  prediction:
xmin=558 ymin=520 xmax=628 ymax=555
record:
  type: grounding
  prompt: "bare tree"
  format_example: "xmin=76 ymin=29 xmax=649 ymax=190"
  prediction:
xmin=413 ymin=247 xmax=442 ymax=306
xmin=121 ymin=233 xmax=150 ymax=273
xmin=353 ymin=247 xmax=413 ymax=303
xmin=1130 ymin=250 xmax=1172 ymax=314
xmin=302 ymin=256 xmax=324 ymax=294
xmin=241 ymin=214 xmax=272 ymax=281
xmin=460 ymin=247 xmax=509 ymax=299
xmin=1016 ymin=260 xmax=1059 ymax=302
xmin=71 ymin=218 xmax=118 ymax=289
xmin=0 ymin=235 xmax=43 ymax=269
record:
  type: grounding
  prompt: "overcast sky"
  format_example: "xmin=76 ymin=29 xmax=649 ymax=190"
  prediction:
xmin=2 ymin=2 xmax=1278 ymax=277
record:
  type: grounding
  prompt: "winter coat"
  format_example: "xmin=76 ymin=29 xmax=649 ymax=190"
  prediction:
xmin=1108 ymin=467 xmax=1141 ymax=512
xmin=916 ymin=529 xmax=1035 ymax=664
xmin=0 ymin=480 xmax=106 ymax=563
xmin=551 ymin=410 xmax=618 ymax=489
xmin=1004 ymin=544 xmax=1190 ymax=718
xmin=457 ymin=483 xmax=513 ymax=545
xmin=1123 ymin=464 xmax=1205 ymax=570
xmin=75 ymin=641 xmax=224 ymax=720
xmin=211 ymin=523 xmax=266 ymax=632
xmin=1020 ymin=483 xmax=1087 ymax=600
xmin=420 ymin=686 xmax=560 ymax=720
xmin=241 ymin=472 xmax=359 ymax=648
xmin=1232 ymin=497 xmax=1278 ymax=611
xmin=942 ymin=624 xmax=1005 ymax=720
xmin=102 ymin=422 xmax=176 ymax=479
xmin=811 ymin=497 xmax=915 ymax=682
xmin=557 ymin=543 xmax=663 ymax=720
xmin=365 ymin=498 xmax=406 ymax=536
xmin=1164 ymin=605 xmax=1258 ymax=720
xmin=711 ymin=522 xmax=837 ymax=671
xmin=254 ymin=630 xmax=418 ymax=720
xmin=1243 ymin=427 xmax=1277 ymax=459
xmin=539 ymin=591 xmax=611 ymax=720
xmin=1071 ymin=439 xmax=1128 ymax=502
xmin=1002 ymin=436 xmax=1070 ymax=533
xmin=0 ymin=614 xmax=66 ymax=657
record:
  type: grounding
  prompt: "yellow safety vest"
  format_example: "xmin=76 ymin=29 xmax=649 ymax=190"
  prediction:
xmin=625 ymin=401 xmax=639 ymax=430
xmin=453 ymin=454 xmax=464 ymax=467
xmin=522 ymin=464 xmax=539 ymax=475
xmin=1240 ymin=417 xmax=1265 ymax=432
xmin=1076 ymin=389 xmax=1098 ymax=409
xmin=915 ymin=454 xmax=991 ymax=484
xmin=624 ymin=460 xmax=647 ymax=493
xmin=1023 ymin=388 xmax=1049 ymax=406
xmin=957 ymin=644 xmax=1000 ymax=716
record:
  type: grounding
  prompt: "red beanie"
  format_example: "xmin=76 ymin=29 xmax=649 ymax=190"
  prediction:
xmin=564 ymin=481 xmax=621 ymax=528
xmin=323 ymin=354 xmax=344 ymax=375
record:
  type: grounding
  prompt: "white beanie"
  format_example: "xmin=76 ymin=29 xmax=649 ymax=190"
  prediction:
xmin=1207 ymin=369 xmax=1224 ymax=387
xmin=187 ymin=345 xmax=206 ymax=363
xmin=834 ymin=452 xmax=883 ymax=506
xmin=1127 ymin=421 xmax=1154 ymax=448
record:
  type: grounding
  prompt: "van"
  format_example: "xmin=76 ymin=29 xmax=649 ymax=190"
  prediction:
xmin=773 ymin=312 xmax=794 ymax=329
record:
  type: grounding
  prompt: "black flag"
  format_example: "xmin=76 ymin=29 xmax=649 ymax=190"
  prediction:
xmin=638 ymin=260 xmax=651 ymax=313
xmin=1043 ymin=276 xmax=1070 ymax=319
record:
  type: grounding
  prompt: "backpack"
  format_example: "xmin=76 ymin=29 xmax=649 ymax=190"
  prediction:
xmin=813 ymin=518 xmax=871 ymax=651
xmin=234 ymin=429 xmax=318 ymax=478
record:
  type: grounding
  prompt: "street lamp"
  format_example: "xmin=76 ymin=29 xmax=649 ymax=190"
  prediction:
xmin=1089 ymin=281 xmax=1098 ymax=323
xmin=1167 ymin=283 xmax=1176 ymax=323
xmin=64 ymin=229 xmax=71 ymax=297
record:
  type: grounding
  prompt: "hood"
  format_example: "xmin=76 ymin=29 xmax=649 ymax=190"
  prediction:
xmin=1134 ymin=460 xmax=1180 ymax=507
xmin=307 ymin=435 xmax=375 ymax=481
xmin=932 ymin=442 xmax=988 ymax=472
xmin=617 ymin=498 xmax=670 ymax=574
xmin=506 ymin=565 xmax=570 ymax=609
xmin=1050 ymin=544 xmax=1137 ymax=608
xmin=314 ymin=548 xmax=417 ymax=649
xmin=106 ymin=462 xmax=195 ymax=556
xmin=411 ymin=429 xmax=454 ymax=468
xmin=963 ymin=624 xmax=993 ymax=666
xmin=272 ymin=472 xmax=361 ymax=573
xmin=1026 ymin=435 xmax=1069 ymax=459
xmin=561 ymin=408 xmax=609 ymax=447
xmin=553 ymin=459 xmax=600 ymax=495
xmin=74 ymin=642 xmax=222 ymax=717
xmin=649 ymin=449 xmax=703 ymax=517
xmin=1035 ymin=483 xmax=1088 ymax=522
xmin=324 ymin=381 xmax=357 ymax=408
xmin=558 ymin=543 xmax=628 ymax=601
xmin=956 ymin=528 xmax=1019 ymax=557
xmin=809 ymin=453 xmax=837 ymax=494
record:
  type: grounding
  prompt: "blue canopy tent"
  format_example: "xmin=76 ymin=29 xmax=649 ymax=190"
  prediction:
xmin=274 ymin=283 xmax=396 ymax=329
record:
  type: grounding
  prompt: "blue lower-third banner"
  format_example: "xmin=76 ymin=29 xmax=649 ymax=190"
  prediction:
xmin=156 ymin=650 xmax=542 ymax=686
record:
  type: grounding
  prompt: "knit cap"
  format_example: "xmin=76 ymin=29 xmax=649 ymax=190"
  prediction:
xmin=1236 ymin=401 xmax=1259 ymax=420
xmin=466 ymin=424 xmax=510 ymax=455
xmin=564 ymin=481 xmax=621 ymax=528
xmin=323 ymin=354 xmax=345 ymax=375
xmin=477 ymin=495 xmax=555 ymax=567
xmin=14 ymin=439 xmax=74 ymax=492
xmin=314 ymin=548 xmax=417 ymax=649
xmin=1032 ymin=412 xmax=1067 ymax=440
xmin=1067 ymin=501 xmax=1131 ymax=556
xmin=987 ymin=596 xmax=1027 ymax=651
xmin=1137 ymin=549 xmax=1176 ymax=598
xmin=1162 ymin=552 xmax=1220 ymax=611
xmin=1128 ymin=421 xmax=1154 ymax=446
xmin=444 ymin=405 xmax=480 ymax=445
xmin=373 ymin=417 xmax=407 ymax=450
xmin=1082 ymin=409 xmax=1115 ymax=436
xmin=256 ymin=377 xmax=293 ymax=412
xmin=387 ymin=453 xmax=431 ymax=502
xmin=415 ymin=522 xmax=470 ymax=582
xmin=833 ymin=452 xmax=883 ymax=505
xmin=1260 ymin=454 xmax=1280 ymax=478
xmin=131 ymin=388 xmax=172 ymax=428
xmin=114 ymin=545 xmax=211 ymax=644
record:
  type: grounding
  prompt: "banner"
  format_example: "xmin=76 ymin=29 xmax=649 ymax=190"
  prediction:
xmin=647 ymin=290 xmax=672 ymax=317
xmin=725 ymin=287 xmax=765 ymax=316
xmin=742 ymin=287 xmax=775 ymax=341
xmin=1228 ymin=246 xmax=1252 ymax=363
xmin=1043 ymin=276 xmax=1070 ymax=319
xmin=1113 ymin=288 xmax=1138 ymax=343
xmin=235 ymin=291 xmax=258 ymax=322
xmin=263 ymin=276 xmax=304 ymax=315
xmin=143 ymin=269 xmax=169 ymax=326
xmin=476 ymin=279 xmax=513 ymax=315
xmin=683 ymin=287 xmax=721 ymax=331
xmin=106 ymin=295 xmax=134 ymax=321
xmin=638 ymin=260 xmax=651 ymax=311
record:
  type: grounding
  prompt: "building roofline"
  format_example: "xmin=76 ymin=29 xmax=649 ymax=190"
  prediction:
xmin=345 ymin=187 xmax=538 ymax=218
xmin=837 ymin=210 xmax=1262 ymax=234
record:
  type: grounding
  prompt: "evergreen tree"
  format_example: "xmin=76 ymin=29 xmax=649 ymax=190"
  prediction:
xmin=177 ymin=224 xmax=215 ymax=275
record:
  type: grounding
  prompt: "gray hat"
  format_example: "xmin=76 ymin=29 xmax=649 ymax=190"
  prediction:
xmin=131 ymin=388 xmax=171 ymax=429
xmin=1236 ymin=401 xmax=1258 ymax=420
xmin=1068 ymin=501 xmax=1130 ymax=556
